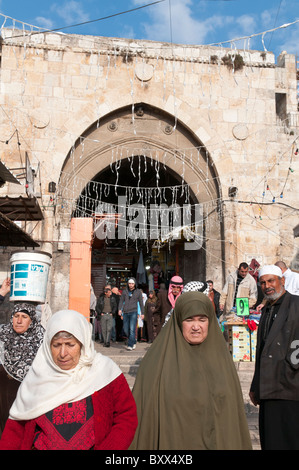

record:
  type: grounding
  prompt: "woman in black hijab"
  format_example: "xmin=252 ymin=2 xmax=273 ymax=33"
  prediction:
xmin=0 ymin=303 xmax=44 ymax=436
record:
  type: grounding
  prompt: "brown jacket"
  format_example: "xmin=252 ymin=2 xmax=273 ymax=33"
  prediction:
xmin=154 ymin=290 xmax=173 ymax=331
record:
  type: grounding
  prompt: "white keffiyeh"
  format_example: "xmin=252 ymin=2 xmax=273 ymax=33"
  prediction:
xmin=182 ymin=281 xmax=209 ymax=296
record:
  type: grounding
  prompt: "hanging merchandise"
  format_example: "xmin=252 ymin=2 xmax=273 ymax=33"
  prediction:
xmin=136 ymin=251 xmax=147 ymax=285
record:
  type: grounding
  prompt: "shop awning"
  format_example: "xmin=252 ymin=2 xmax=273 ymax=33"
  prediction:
xmin=0 ymin=212 xmax=39 ymax=247
xmin=0 ymin=161 xmax=21 ymax=186
xmin=0 ymin=195 xmax=43 ymax=221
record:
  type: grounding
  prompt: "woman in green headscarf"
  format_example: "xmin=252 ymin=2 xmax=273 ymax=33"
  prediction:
xmin=130 ymin=291 xmax=252 ymax=450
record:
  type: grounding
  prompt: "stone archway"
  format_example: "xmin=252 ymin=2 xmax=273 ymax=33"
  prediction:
xmin=57 ymin=103 xmax=225 ymax=290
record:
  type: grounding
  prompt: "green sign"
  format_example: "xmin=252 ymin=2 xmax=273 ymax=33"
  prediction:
xmin=236 ymin=297 xmax=250 ymax=316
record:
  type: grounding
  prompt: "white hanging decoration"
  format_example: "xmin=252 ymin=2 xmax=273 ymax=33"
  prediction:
xmin=261 ymin=32 xmax=268 ymax=52
xmin=114 ymin=159 xmax=121 ymax=195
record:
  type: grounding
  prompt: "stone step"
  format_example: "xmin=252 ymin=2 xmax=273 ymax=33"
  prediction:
xmin=95 ymin=341 xmax=260 ymax=450
xmin=95 ymin=341 xmax=149 ymax=388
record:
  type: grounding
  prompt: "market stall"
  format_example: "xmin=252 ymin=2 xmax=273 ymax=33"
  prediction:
xmin=221 ymin=298 xmax=260 ymax=362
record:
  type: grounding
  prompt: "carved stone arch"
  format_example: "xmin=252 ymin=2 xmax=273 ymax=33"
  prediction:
xmin=60 ymin=103 xmax=221 ymax=203
xmin=58 ymin=102 xmax=225 ymax=283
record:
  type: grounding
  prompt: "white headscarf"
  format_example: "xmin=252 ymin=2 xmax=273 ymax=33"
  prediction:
xmin=9 ymin=310 xmax=122 ymax=421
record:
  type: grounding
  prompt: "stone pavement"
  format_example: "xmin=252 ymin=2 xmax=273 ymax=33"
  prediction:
xmin=95 ymin=340 xmax=261 ymax=450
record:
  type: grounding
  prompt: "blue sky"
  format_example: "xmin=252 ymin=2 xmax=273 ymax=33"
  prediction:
xmin=0 ymin=0 xmax=298 ymax=59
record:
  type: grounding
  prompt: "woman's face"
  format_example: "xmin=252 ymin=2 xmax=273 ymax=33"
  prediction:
xmin=50 ymin=335 xmax=82 ymax=370
xmin=12 ymin=311 xmax=32 ymax=334
xmin=182 ymin=315 xmax=209 ymax=345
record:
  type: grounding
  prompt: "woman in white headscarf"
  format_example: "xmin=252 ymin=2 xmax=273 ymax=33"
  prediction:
xmin=0 ymin=310 xmax=137 ymax=450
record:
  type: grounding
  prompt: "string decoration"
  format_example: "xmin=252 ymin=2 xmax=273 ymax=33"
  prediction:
xmin=259 ymin=139 xmax=298 ymax=203
xmin=0 ymin=11 xmax=297 ymax=258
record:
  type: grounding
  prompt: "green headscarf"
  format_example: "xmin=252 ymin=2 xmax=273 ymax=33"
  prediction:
xmin=130 ymin=291 xmax=252 ymax=450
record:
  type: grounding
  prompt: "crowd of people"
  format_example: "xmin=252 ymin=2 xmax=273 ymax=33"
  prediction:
xmin=0 ymin=257 xmax=298 ymax=450
xmin=93 ymin=275 xmax=211 ymax=350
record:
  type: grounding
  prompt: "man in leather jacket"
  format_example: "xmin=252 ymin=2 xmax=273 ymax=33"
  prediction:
xmin=96 ymin=285 xmax=117 ymax=347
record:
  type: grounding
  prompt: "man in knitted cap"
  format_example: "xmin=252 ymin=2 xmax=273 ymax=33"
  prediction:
xmin=250 ymin=265 xmax=299 ymax=450
xmin=118 ymin=278 xmax=144 ymax=351
xmin=154 ymin=276 xmax=184 ymax=335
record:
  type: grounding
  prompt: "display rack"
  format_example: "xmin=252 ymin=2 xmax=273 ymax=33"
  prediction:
xmin=225 ymin=322 xmax=258 ymax=362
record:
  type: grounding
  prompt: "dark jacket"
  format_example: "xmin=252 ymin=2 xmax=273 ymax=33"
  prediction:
xmin=250 ymin=291 xmax=299 ymax=401
xmin=154 ymin=290 xmax=172 ymax=325
xmin=119 ymin=287 xmax=144 ymax=315
xmin=211 ymin=289 xmax=221 ymax=317
xmin=96 ymin=294 xmax=117 ymax=318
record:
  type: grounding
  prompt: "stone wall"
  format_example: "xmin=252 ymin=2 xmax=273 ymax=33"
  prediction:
xmin=0 ymin=29 xmax=298 ymax=310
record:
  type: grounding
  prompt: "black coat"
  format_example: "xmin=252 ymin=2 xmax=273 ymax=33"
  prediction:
xmin=212 ymin=289 xmax=221 ymax=317
xmin=95 ymin=294 xmax=117 ymax=318
xmin=250 ymin=291 xmax=299 ymax=401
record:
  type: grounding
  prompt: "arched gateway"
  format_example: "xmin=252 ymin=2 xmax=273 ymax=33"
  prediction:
xmin=57 ymin=103 xmax=224 ymax=317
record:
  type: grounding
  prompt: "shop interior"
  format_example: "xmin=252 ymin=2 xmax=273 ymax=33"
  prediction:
xmin=91 ymin=241 xmax=179 ymax=297
xmin=73 ymin=156 xmax=198 ymax=297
